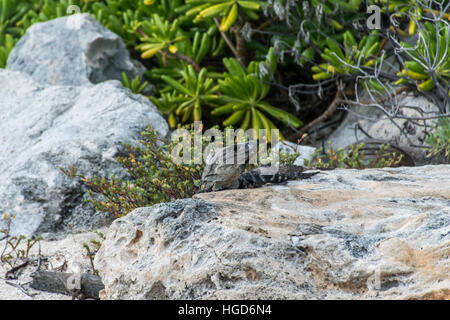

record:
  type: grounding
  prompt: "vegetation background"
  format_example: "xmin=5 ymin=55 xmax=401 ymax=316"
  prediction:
xmin=1 ymin=0 xmax=449 ymax=215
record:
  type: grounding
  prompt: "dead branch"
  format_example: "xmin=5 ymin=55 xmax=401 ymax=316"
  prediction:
xmin=5 ymin=280 xmax=37 ymax=298
xmin=30 ymin=271 xmax=104 ymax=300
xmin=214 ymin=17 xmax=245 ymax=67
xmin=289 ymin=81 xmax=343 ymax=140
xmin=166 ymin=52 xmax=201 ymax=73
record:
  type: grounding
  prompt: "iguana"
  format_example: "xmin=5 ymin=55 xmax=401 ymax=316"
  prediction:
xmin=199 ymin=142 xmax=319 ymax=193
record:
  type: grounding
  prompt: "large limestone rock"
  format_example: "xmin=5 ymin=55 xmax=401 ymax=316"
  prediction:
xmin=0 ymin=69 xmax=168 ymax=237
xmin=95 ymin=165 xmax=450 ymax=300
xmin=7 ymin=13 xmax=145 ymax=87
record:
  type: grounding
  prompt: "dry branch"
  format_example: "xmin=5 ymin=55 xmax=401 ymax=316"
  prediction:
xmin=30 ymin=271 xmax=104 ymax=300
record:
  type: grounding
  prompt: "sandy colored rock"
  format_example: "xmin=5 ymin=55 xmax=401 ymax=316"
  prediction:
xmin=95 ymin=165 xmax=449 ymax=300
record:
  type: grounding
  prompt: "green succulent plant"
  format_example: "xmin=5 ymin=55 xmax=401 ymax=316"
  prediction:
xmin=313 ymin=30 xmax=380 ymax=78
xmin=149 ymin=91 xmax=180 ymax=128
xmin=396 ymin=21 xmax=450 ymax=93
xmin=1 ymin=0 xmax=449 ymax=154
xmin=184 ymin=27 xmax=224 ymax=63
xmin=372 ymin=0 xmax=449 ymax=36
xmin=136 ymin=15 xmax=187 ymax=59
xmin=0 ymin=0 xmax=31 ymax=66
xmin=155 ymin=65 xmax=219 ymax=124
xmin=121 ymin=72 xmax=149 ymax=94
xmin=0 ymin=33 xmax=14 ymax=68
xmin=143 ymin=26 xmax=225 ymax=84
xmin=0 ymin=0 xmax=30 ymax=35
xmin=212 ymin=49 xmax=303 ymax=140
xmin=186 ymin=0 xmax=263 ymax=31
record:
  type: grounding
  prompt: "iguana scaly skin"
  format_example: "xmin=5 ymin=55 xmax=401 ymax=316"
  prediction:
xmin=200 ymin=142 xmax=319 ymax=193
xmin=238 ymin=165 xmax=319 ymax=189
xmin=200 ymin=142 xmax=255 ymax=192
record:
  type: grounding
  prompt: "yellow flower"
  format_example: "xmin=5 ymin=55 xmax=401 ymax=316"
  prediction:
xmin=169 ymin=45 xmax=178 ymax=54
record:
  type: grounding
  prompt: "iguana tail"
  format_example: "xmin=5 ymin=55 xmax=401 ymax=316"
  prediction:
xmin=239 ymin=166 xmax=319 ymax=188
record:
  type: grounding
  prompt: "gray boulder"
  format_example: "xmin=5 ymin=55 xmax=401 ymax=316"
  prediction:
xmin=0 ymin=69 xmax=168 ymax=237
xmin=277 ymin=140 xmax=317 ymax=166
xmin=95 ymin=165 xmax=450 ymax=299
xmin=7 ymin=13 xmax=145 ymax=87
xmin=326 ymin=93 xmax=441 ymax=165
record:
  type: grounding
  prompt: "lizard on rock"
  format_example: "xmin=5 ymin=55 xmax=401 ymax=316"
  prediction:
xmin=199 ymin=142 xmax=319 ymax=193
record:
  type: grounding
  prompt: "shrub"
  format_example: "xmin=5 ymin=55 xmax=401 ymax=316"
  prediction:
xmin=1 ymin=214 xmax=41 ymax=268
xmin=265 ymin=0 xmax=450 ymax=142
xmin=83 ymin=230 xmax=105 ymax=276
xmin=304 ymin=141 xmax=405 ymax=169
xmin=62 ymin=126 xmax=204 ymax=218
xmin=426 ymin=117 xmax=450 ymax=162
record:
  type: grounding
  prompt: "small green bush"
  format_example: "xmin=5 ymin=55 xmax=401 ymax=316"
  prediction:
xmin=426 ymin=117 xmax=450 ymax=162
xmin=62 ymin=126 xmax=204 ymax=218
xmin=304 ymin=142 xmax=405 ymax=169
xmin=83 ymin=230 xmax=105 ymax=276
xmin=1 ymin=214 xmax=41 ymax=268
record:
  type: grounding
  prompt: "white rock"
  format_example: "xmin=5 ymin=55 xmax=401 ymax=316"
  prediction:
xmin=0 ymin=69 xmax=168 ymax=237
xmin=7 ymin=13 xmax=146 ymax=88
xmin=277 ymin=140 xmax=317 ymax=166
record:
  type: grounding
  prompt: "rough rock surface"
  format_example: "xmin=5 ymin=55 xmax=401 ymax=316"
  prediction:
xmin=0 ymin=69 xmax=168 ymax=237
xmin=7 ymin=13 xmax=145 ymax=87
xmin=95 ymin=165 xmax=450 ymax=300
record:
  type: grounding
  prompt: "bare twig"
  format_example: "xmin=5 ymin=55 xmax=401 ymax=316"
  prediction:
xmin=289 ymin=81 xmax=343 ymax=140
xmin=233 ymin=11 xmax=248 ymax=66
xmin=166 ymin=52 xmax=201 ymax=72
xmin=214 ymin=17 xmax=245 ymax=67
xmin=256 ymin=17 xmax=276 ymax=31
xmin=5 ymin=260 xmax=29 ymax=279
xmin=5 ymin=281 xmax=36 ymax=298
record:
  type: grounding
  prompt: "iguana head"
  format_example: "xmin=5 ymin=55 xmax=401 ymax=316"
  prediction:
xmin=200 ymin=142 xmax=257 ymax=192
